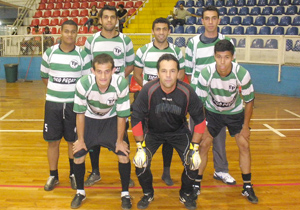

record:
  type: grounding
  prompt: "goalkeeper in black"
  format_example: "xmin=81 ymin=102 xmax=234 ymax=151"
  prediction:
xmin=131 ymin=54 xmax=206 ymax=210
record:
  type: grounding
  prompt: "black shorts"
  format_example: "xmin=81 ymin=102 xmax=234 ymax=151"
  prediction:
xmin=43 ymin=101 xmax=76 ymax=142
xmin=74 ymin=116 xmax=129 ymax=158
xmin=206 ymin=109 xmax=244 ymax=138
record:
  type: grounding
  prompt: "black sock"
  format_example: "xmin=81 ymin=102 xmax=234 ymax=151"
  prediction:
xmin=242 ymin=173 xmax=252 ymax=187
xmin=194 ymin=175 xmax=203 ymax=187
xmin=119 ymin=161 xmax=131 ymax=192
xmin=50 ymin=170 xmax=58 ymax=180
xmin=89 ymin=146 xmax=100 ymax=175
xmin=163 ymin=167 xmax=171 ymax=177
xmin=69 ymin=158 xmax=74 ymax=176
xmin=74 ymin=162 xmax=85 ymax=190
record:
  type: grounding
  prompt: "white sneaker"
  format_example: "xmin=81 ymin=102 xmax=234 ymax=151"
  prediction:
xmin=213 ymin=171 xmax=236 ymax=185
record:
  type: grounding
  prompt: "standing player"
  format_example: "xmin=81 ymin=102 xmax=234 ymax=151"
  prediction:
xmin=133 ymin=17 xmax=185 ymax=186
xmin=197 ymin=39 xmax=258 ymax=204
xmin=131 ymin=54 xmax=206 ymax=210
xmin=71 ymin=53 xmax=132 ymax=209
xmin=83 ymin=5 xmax=135 ymax=187
xmin=185 ymin=6 xmax=236 ymax=194
xmin=41 ymin=20 xmax=91 ymax=191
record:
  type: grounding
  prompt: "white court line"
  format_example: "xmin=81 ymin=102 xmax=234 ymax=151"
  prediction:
xmin=284 ymin=109 xmax=300 ymax=118
xmin=0 ymin=110 xmax=15 ymax=120
xmin=263 ymin=124 xmax=286 ymax=137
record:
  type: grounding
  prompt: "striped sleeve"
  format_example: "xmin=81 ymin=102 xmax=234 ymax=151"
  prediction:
xmin=80 ymin=49 xmax=92 ymax=76
xmin=184 ymin=37 xmax=194 ymax=76
xmin=116 ymin=76 xmax=131 ymax=118
xmin=134 ymin=46 xmax=145 ymax=68
xmin=175 ymin=45 xmax=185 ymax=70
xmin=84 ymin=36 xmax=93 ymax=60
xmin=237 ymin=66 xmax=255 ymax=103
xmin=124 ymin=36 xmax=135 ymax=66
xmin=73 ymin=75 xmax=90 ymax=113
xmin=40 ymin=47 xmax=52 ymax=78
xmin=197 ymin=67 xmax=210 ymax=104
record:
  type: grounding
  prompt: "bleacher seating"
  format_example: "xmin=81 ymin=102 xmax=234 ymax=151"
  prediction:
xmin=186 ymin=16 xmax=196 ymax=25
xmin=254 ymin=16 xmax=266 ymax=25
xmin=219 ymin=7 xmax=227 ymax=15
xmin=250 ymin=7 xmax=261 ymax=15
xmin=221 ymin=26 xmax=232 ymax=34
xmin=239 ymin=7 xmax=249 ymax=15
xmin=195 ymin=0 xmax=205 ymax=7
xmin=279 ymin=16 xmax=292 ymax=26
xmin=266 ymin=16 xmax=279 ymax=26
xmin=280 ymin=0 xmax=291 ymax=5
xmin=246 ymin=26 xmax=258 ymax=34
xmin=251 ymin=38 xmax=264 ymax=48
xmin=185 ymin=25 xmax=196 ymax=34
xmin=196 ymin=8 xmax=204 ymax=16
xmin=220 ymin=16 xmax=230 ymax=25
xmin=215 ymin=0 xmax=225 ymax=7
xmin=237 ymin=38 xmax=246 ymax=47
xmin=286 ymin=5 xmax=298 ymax=14
xmin=174 ymin=37 xmax=186 ymax=47
xmin=286 ymin=26 xmax=299 ymax=35
xmin=292 ymin=16 xmax=300 ymax=25
xmin=242 ymin=16 xmax=253 ymax=25
xmin=187 ymin=7 xmax=195 ymax=14
xmin=292 ymin=40 xmax=300 ymax=51
xmin=174 ymin=25 xmax=184 ymax=33
xmin=233 ymin=26 xmax=245 ymax=34
xmin=167 ymin=37 xmax=173 ymax=43
xmin=259 ymin=26 xmax=271 ymax=34
xmin=269 ymin=0 xmax=279 ymax=5
xmin=185 ymin=0 xmax=195 ymax=7
xmin=262 ymin=7 xmax=273 ymax=15
xmin=286 ymin=39 xmax=293 ymax=51
xmin=265 ymin=39 xmax=278 ymax=48
xmin=247 ymin=0 xmax=257 ymax=6
xmin=226 ymin=0 xmax=236 ymax=6
xmin=273 ymin=6 xmax=285 ymax=15
xmin=197 ymin=26 xmax=205 ymax=34
xmin=206 ymin=0 xmax=215 ymax=6
xmin=228 ymin=7 xmax=238 ymax=15
xmin=236 ymin=0 xmax=246 ymax=6
xmin=258 ymin=0 xmax=268 ymax=5
xmin=231 ymin=16 xmax=242 ymax=25
xmin=272 ymin=26 xmax=285 ymax=34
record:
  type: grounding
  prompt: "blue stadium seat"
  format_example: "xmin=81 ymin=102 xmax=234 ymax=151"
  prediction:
xmin=257 ymin=0 xmax=267 ymax=5
xmin=237 ymin=38 xmax=246 ymax=47
xmin=197 ymin=26 xmax=205 ymax=34
xmin=219 ymin=7 xmax=227 ymax=15
xmin=247 ymin=0 xmax=257 ymax=6
xmin=185 ymin=0 xmax=195 ymax=7
xmin=175 ymin=1 xmax=185 ymax=7
xmin=259 ymin=26 xmax=271 ymax=34
xmin=215 ymin=0 xmax=225 ymax=7
xmin=292 ymin=0 xmax=300 ymax=4
xmin=239 ymin=7 xmax=249 ymax=15
xmin=251 ymin=39 xmax=264 ymax=48
xmin=261 ymin=7 xmax=273 ymax=15
xmin=273 ymin=6 xmax=285 ymax=15
xmin=196 ymin=8 xmax=204 ymax=16
xmin=246 ymin=26 xmax=258 ymax=34
xmin=279 ymin=16 xmax=292 ymax=26
xmin=226 ymin=0 xmax=236 ymax=6
xmin=272 ymin=26 xmax=285 ymax=34
xmin=167 ymin=37 xmax=173 ymax=43
xmin=233 ymin=26 xmax=245 ymax=34
xmin=269 ymin=0 xmax=279 ymax=5
xmin=292 ymin=16 xmax=300 ymax=25
xmin=228 ymin=7 xmax=238 ymax=15
xmin=265 ymin=39 xmax=278 ymax=49
xmin=286 ymin=26 xmax=299 ymax=35
xmin=187 ymin=7 xmax=195 ymax=14
xmin=280 ymin=0 xmax=291 ymax=5
xmin=221 ymin=26 xmax=232 ymax=34
xmin=185 ymin=25 xmax=196 ymax=34
xmin=266 ymin=16 xmax=279 ymax=26
xmin=242 ymin=16 xmax=253 ymax=25
xmin=286 ymin=39 xmax=293 ymax=51
xmin=236 ymin=0 xmax=246 ymax=6
xmin=206 ymin=0 xmax=215 ymax=6
xmin=230 ymin=16 xmax=242 ymax=25
xmin=196 ymin=17 xmax=202 ymax=25
xmin=292 ymin=40 xmax=300 ymax=51
xmin=220 ymin=16 xmax=230 ymax=25
xmin=231 ymin=38 xmax=237 ymax=46
xmin=174 ymin=25 xmax=184 ymax=33
xmin=286 ymin=5 xmax=298 ymax=15
xmin=186 ymin=16 xmax=196 ymax=25
xmin=170 ymin=26 xmax=174 ymax=33
xmin=195 ymin=0 xmax=205 ymax=7
xmin=250 ymin=7 xmax=261 ymax=15
xmin=174 ymin=37 xmax=186 ymax=47
xmin=254 ymin=16 xmax=266 ymax=25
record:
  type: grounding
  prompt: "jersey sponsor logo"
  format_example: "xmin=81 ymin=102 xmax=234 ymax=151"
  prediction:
xmin=147 ymin=74 xmax=158 ymax=81
xmin=155 ymin=103 xmax=181 ymax=115
xmin=211 ymin=94 xmax=237 ymax=108
xmin=228 ymin=83 xmax=237 ymax=92
xmin=113 ymin=47 xmax=122 ymax=56
xmin=115 ymin=66 xmax=121 ymax=74
xmin=53 ymin=77 xmax=77 ymax=84
xmin=70 ymin=60 xmax=80 ymax=69
xmin=107 ymin=97 xmax=116 ymax=106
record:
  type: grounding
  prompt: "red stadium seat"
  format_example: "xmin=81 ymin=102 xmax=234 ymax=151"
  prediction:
xmin=78 ymin=26 xmax=88 ymax=34
xmin=30 ymin=19 xmax=40 ymax=27
xmin=46 ymin=3 xmax=54 ymax=10
xmin=79 ymin=17 xmax=88 ymax=25
xmin=98 ymin=2 xmax=106 ymax=8
xmin=52 ymin=10 xmax=61 ymax=17
xmin=43 ymin=10 xmax=52 ymax=18
xmin=59 ymin=17 xmax=69 ymax=25
xmin=90 ymin=2 xmax=97 ymax=7
xmin=56 ymin=0 xmax=63 ymax=3
xmin=33 ymin=11 xmax=42 ymax=18
xmin=40 ymin=0 xmax=47 ymax=4
xmin=40 ymin=19 xmax=50 ymax=26
xmin=70 ymin=10 xmax=79 ymax=17
xmin=108 ymin=2 xmax=116 ymax=6
xmin=72 ymin=2 xmax=80 ymax=9
xmin=134 ymin=1 xmax=143 ymax=8
xmin=76 ymin=36 xmax=87 ymax=46
xmin=73 ymin=0 xmax=80 ymax=2
xmin=125 ymin=1 xmax=133 ymax=8
xmin=37 ymin=3 xmax=46 ymax=10
xmin=61 ymin=10 xmax=70 ymax=17
xmin=117 ymin=1 xmax=125 ymax=7
xmin=39 ymin=27 xmax=45 ymax=33
xmin=79 ymin=9 xmax=88 ymax=17
xmin=57 ymin=28 xmax=61 ymax=34
xmin=54 ymin=2 xmax=62 ymax=10
xmin=65 ymin=0 xmax=71 ymax=2
xmin=89 ymin=26 xmax=100 ymax=33
xmin=48 ymin=0 xmax=55 ymax=3
xmin=129 ymin=76 xmax=142 ymax=93
xmin=49 ymin=18 xmax=59 ymax=26
xmin=80 ymin=2 xmax=89 ymax=9
xmin=49 ymin=27 xmax=57 ymax=35
xmin=63 ymin=2 xmax=71 ymax=9
xmin=72 ymin=18 xmax=79 ymax=25
xmin=128 ymin=8 xmax=137 ymax=16
xmin=183 ymin=74 xmax=190 ymax=84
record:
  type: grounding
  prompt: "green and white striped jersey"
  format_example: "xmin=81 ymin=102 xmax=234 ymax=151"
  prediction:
xmin=197 ymin=62 xmax=254 ymax=115
xmin=40 ymin=44 xmax=92 ymax=103
xmin=185 ymin=33 xmax=234 ymax=89
xmin=134 ymin=42 xmax=185 ymax=85
xmin=84 ymin=31 xmax=134 ymax=77
xmin=73 ymin=74 xmax=131 ymax=119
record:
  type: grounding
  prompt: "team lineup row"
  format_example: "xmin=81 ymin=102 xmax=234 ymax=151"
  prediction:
xmin=40 ymin=5 xmax=257 ymax=210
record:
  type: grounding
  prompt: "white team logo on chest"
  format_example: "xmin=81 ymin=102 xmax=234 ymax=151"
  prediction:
xmin=107 ymin=97 xmax=116 ymax=106
xmin=70 ymin=60 xmax=79 ymax=69
xmin=113 ymin=47 xmax=122 ymax=56
xmin=228 ymin=83 xmax=237 ymax=92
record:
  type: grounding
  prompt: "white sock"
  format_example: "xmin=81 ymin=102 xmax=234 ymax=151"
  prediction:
xmin=77 ymin=189 xmax=86 ymax=196
xmin=121 ymin=191 xmax=129 ymax=197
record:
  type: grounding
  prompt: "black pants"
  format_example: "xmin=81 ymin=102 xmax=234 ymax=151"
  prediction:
xmin=171 ymin=19 xmax=185 ymax=28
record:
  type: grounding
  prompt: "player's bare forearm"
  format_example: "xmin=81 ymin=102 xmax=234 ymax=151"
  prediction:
xmin=133 ymin=67 xmax=144 ymax=87
xmin=191 ymin=132 xmax=203 ymax=144
xmin=125 ymin=65 xmax=134 ymax=77
xmin=42 ymin=78 xmax=48 ymax=86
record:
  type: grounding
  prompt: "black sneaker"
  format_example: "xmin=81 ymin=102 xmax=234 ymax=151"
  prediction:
xmin=70 ymin=174 xmax=77 ymax=190
xmin=242 ymin=184 xmax=258 ymax=204
xmin=191 ymin=184 xmax=200 ymax=200
xmin=71 ymin=193 xmax=86 ymax=209
xmin=179 ymin=191 xmax=197 ymax=210
xmin=121 ymin=195 xmax=132 ymax=210
xmin=137 ymin=193 xmax=154 ymax=209
xmin=161 ymin=174 xmax=174 ymax=186
xmin=44 ymin=176 xmax=59 ymax=191
xmin=84 ymin=172 xmax=101 ymax=187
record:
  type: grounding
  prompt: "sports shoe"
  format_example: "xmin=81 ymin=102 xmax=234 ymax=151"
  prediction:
xmin=192 ymin=184 xmax=201 ymax=200
xmin=70 ymin=174 xmax=77 ymax=190
xmin=71 ymin=193 xmax=86 ymax=209
xmin=44 ymin=176 xmax=59 ymax=191
xmin=161 ymin=174 xmax=174 ymax=186
xmin=137 ymin=193 xmax=154 ymax=209
xmin=242 ymin=184 xmax=258 ymax=204
xmin=121 ymin=195 xmax=132 ymax=210
xmin=84 ymin=172 xmax=101 ymax=187
xmin=179 ymin=191 xmax=197 ymax=210
xmin=129 ymin=178 xmax=135 ymax=187
xmin=213 ymin=171 xmax=236 ymax=185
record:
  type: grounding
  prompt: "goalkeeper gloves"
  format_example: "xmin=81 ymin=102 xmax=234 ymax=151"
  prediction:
xmin=133 ymin=141 xmax=148 ymax=168
xmin=185 ymin=142 xmax=201 ymax=171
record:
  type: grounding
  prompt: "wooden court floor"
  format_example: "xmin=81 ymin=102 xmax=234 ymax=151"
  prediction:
xmin=0 ymin=80 xmax=300 ymax=210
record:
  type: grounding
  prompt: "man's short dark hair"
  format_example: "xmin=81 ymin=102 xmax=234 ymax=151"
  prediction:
xmin=157 ymin=54 xmax=179 ymax=72
xmin=61 ymin=20 xmax=78 ymax=30
xmin=214 ymin=39 xmax=234 ymax=56
xmin=202 ymin=5 xmax=219 ymax=18
xmin=27 ymin=26 xmax=31 ymax=30
xmin=99 ymin=5 xmax=117 ymax=18
xmin=93 ymin=53 xmax=115 ymax=70
xmin=118 ymin=4 xmax=124 ymax=9
xmin=152 ymin=17 xmax=170 ymax=30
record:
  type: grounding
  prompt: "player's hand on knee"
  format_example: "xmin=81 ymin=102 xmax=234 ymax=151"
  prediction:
xmin=133 ymin=141 xmax=148 ymax=168
xmin=115 ymin=140 xmax=130 ymax=157
xmin=73 ymin=140 xmax=87 ymax=155
xmin=185 ymin=142 xmax=201 ymax=171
